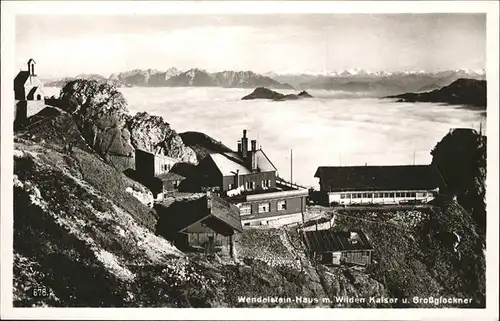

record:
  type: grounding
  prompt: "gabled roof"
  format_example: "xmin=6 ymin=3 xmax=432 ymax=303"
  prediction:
xmin=314 ymin=164 xmax=445 ymax=192
xmin=209 ymin=153 xmax=251 ymax=176
xmin=158 ymin=192 xmax=242 ymax=235
xmin=14 ymin=71 xmax=30 ymax=90
xmin=206 ymin=192 xmax=243 ymax=233
xmin=209 ymin=149 xmax=277 ymax=177
xmin=303 ymin=230 xmax=373 ymax=253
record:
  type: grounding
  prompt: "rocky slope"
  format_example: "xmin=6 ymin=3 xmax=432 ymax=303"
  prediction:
xmin=13 ymin=80 xmax=486 ymax=307
xmin=386 ymin=78 xmax=487 ymax=109
xmin=241 ymin=87 xmax=313 ymax=101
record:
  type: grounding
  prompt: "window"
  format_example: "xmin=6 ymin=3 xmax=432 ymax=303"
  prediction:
xmin=258 ymin=202 xmax=270 ymax=213
xmin=384 ymin=193 xmax=390 ymax=198
xmin=244 ymin=222 xmax=250 ymax=226
xmin=411 ymin=192 xmax=416 ymax=197
xmin=245 ymin=181 xmax=253 ymax=190
xmin=396 ymin=192 xmax=401 ymax=198
xmin=262 ymin=180 xmax=271 ymax=188
xmin=373 ymin=193 xmax=378 ymax=198
xmin=252 ymin=181 xmax=256 ymax=189
xmin=239 ymin=205 xmax=251 ymax=216
xmin=228 ymin=184 xmax=233 ymax=190
xmin=277 ymin=200 xmax=286 ymax=210
xmin=340 ymin=194 xmax=345 ymax=199
xmin=345 ymin=193 xmax=351 ymax=199
xmin=366 ymin=193 xmax=373 ymax=198
xmin=389 ymin=193 xmax=395 ymax=198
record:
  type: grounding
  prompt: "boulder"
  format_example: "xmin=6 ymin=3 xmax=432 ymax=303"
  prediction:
xmin=127 ymin=112 xmax=197 ymax=164
xmin=58 ymin=80 xmax=134 ymax=170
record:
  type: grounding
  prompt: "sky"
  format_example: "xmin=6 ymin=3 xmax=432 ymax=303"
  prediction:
xmin=15 ymin=14 xmax=486 ymax=78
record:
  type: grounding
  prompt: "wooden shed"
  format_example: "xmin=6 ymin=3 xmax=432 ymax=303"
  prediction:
xmin=155 ymin=192 xmax=243 ymax=255
xmin=302 ymin=230 xmax=373 ymax=266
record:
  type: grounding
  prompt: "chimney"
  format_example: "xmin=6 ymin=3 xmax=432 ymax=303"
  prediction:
xmin=237 ymin=141 xmax=242 ymax=153
xmin=234 ymin=169 xmax=239 ymax=188
xmin=241 ymin=129 xmax=248 ymax=158
xmin=251 ymin=140 xmax=257 ymax=152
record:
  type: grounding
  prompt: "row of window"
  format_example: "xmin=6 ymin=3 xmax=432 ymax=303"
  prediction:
xmin=339 ymin=191 xmax=433 ymax=199
xmin=161 ymin=164 xmax=172 ymax=172
xmin=239 ymin=200 xmax=287 ymax=216
xmin=229 ymin=179 xmax=272 ymax=191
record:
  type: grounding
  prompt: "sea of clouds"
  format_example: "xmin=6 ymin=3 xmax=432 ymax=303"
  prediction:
xmin=44 ymin=86 xmax=486 ymax=188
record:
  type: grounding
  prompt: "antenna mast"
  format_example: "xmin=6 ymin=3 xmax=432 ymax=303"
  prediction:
xmin=290 ymin=149 xmax=293 ymax=184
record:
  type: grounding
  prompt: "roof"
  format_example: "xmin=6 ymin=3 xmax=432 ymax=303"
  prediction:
xmin=14 ymin=71 xmax=30 ymax=90
xmin=26 ymin=86 xmax=43 ymax=99
xmin=314 ymin=165 xmax=444 ymax=192
xmin=207 ymin=193 xmax=243 ymax=233
xmin=209 ymin=149 xmax=277 ymax=176
xmin=303 ymin=230 xmax=373 ymax=253
xmin=156 ymin=172 xmax=186 ymax=181
xmin=210 ymin=153 xmax=251 ymax=176
xmin=157 ymin=192 xmax=242 ymax=235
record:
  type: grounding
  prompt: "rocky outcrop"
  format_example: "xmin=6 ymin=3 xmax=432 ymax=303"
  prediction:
xmin=386 ymin=78 xmax=486 ymax=109
xmin=179 ymin=131 xmax=233 ymax=160
xmin=242 ymin=87 xmax=286 ymax=100
xmin=241 ymin=87 xmax=313 ymax=101
xmin=431 ymin=128 xmax=487 ymax=239
xmin=58 ymin=80 xmax=135 ymax=170
xmin=126 ymin=112 xmax=197 ymax=164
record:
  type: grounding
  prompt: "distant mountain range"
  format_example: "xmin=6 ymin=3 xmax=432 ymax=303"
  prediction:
xmin=44 ymin=68 xmax=486 ymax=96
xmin=385 ymin=78 xmax=486 ymax=109
xmin=45 ymin=68 xmax=293 ymax=90
xmin=265 ymin=69 xmax=486 ymax=96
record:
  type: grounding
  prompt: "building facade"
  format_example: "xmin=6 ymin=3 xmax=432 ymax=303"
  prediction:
xmin=155 ymin=192 xmax=242 ymax=255
xmin=134 ymin=148 xmax=181 ymax=200
xmin=303 ymin=230 xmax=373 ymax=266
xmin=196 ymin=129 xmax=309 ymax=227
xmin=236 ymin=189 xmax=308 ymax=227
xmin=14 ymin=59 xmax=45 ymax=126
xmin=314 ymin=165 xmax=445 ymax=206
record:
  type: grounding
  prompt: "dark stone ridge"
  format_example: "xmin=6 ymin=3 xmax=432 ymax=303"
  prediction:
xmin=386 ymin=78 xmax=486 ymax=109
xmin=431 ymin=128 xmax=487 ymax=240
xmin=241 ymin=87 xmax=313 ymax=101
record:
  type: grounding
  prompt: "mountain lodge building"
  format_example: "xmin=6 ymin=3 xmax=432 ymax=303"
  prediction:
xmin=314 ymin=164 xmax=445 ymax=206
xmin=197 ymin=129 xmax=308 ymax=227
